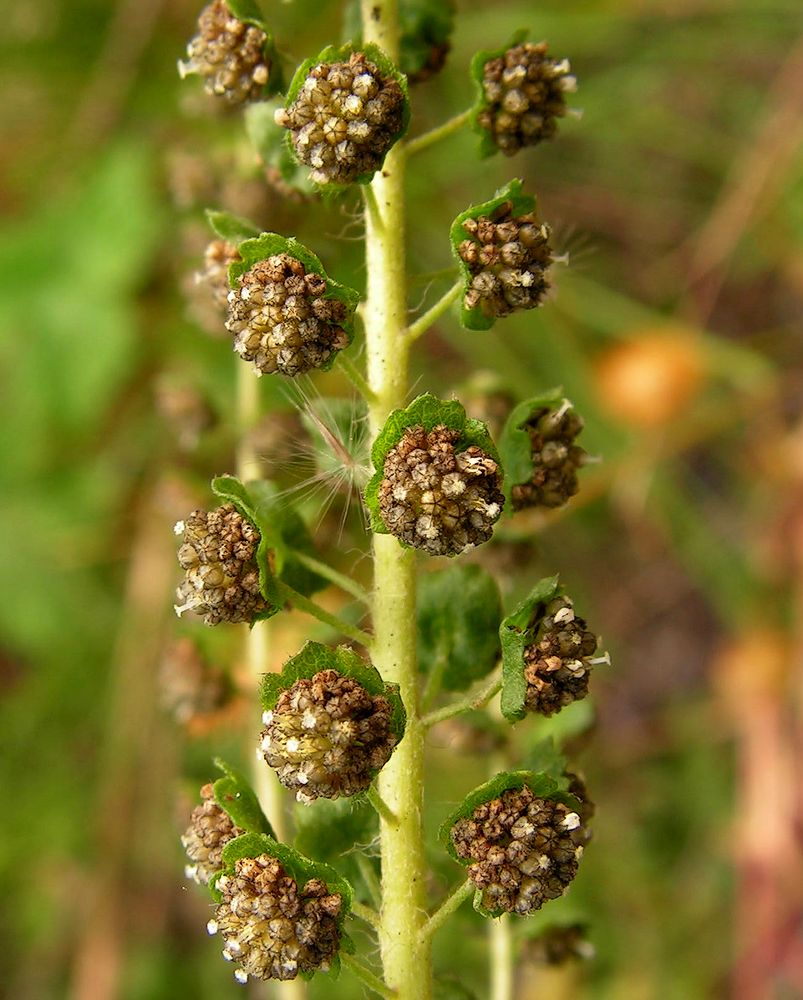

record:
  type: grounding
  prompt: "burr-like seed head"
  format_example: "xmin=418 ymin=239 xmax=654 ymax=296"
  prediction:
xmin=225 ymin=253 xmax=349 ymax=376
xmin=377 ymin=424 xmax=504 ymax=556
xmin=451 ymin=784 xmax=589 ymax=914
xmin=181 ymin=783 xmax=244 ymax=885
xmin=174 ymin=503 xmax=268 ymax=626
xmin=523 ymin=596 xmax=598 ymax=716
xmin=181 ymin=0 xmax=271 ymax=105
xmin=477 ymin=41 xmax=574 ymax=155
xmin=512 ymin=404 xmax=586 ymax=510
xmin=213 ymin=854 xmax=342 ymax=981
xmin=278 ymin=51 xmax=405 ymax=184
xmin=260 ymin=669 xmax=396 ymax=802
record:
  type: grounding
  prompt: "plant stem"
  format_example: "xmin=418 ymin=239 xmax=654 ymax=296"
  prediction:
xmin=351 ymin=900 xmax=382 ymax=931
xmin=420 ymin=880 xmax=474 ymax=943
xmin=367 ymin=785 xmax=399 ymax=826
xmin=405 ymin=108 xmax=474 ymax=158
xmin=337 ymin=351 xmax=379 ymax=404
xmin=290 ymin=551 xmax=371 ymax=606
xmin=341 ymin=954 xmax=398 ymax=1000
xmin=274 ymin=579 xmax=372 ymax=647
xmin=490 ymin=915 xmax=514 ymax=1000
xmin=361 ymin=2 xmax=431 ymax=996
xmin=422 ymin=671 xmax=502 ymax=729
xmin=405 ymin=280 xmax=463 ymax=344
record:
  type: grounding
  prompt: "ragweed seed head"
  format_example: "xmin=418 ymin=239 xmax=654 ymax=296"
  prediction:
xmin=523 ymin=596 xmax=598 ymax=716
xmin=181 ymin=783 xmax=244 ymax=885
xmin=511 ymin=402 xmax=586 ymax=510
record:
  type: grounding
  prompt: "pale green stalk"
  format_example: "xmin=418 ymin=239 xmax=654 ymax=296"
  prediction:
xmin=490 ymin=916 xmax=514 ymax=1000
xmin=360 ymin=1 xmax=431 ymax=996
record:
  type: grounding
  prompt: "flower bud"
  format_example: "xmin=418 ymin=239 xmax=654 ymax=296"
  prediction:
xmin=276 ymin=51 xmax=405 ymax=185
xmin=377 ymin=424 xmax=504 ymax=556
xmin=450 ymin=784 xmax=589 ymax=914
xmin=174 ymin=503 xmax=268 ymax=626
xmin=511 ymin=402 xmax=586 ymax=510
xmin=198 ymin=238 xmax=240 ymax=316
xmin=523 ymin=596 xmax=598 ymax=716
xmin=260 ymin=669 xmax=396 ymax=803
xmin=181 ymin=783 xmax=244 ymax=885
xmin=477 ymin=42 xmax=575 ymax=156
xmin=211 ymin=854 xmax=342 ymax=981
xmin=180 ymin=0 xmax=271 ymax=105
xmin=225 ymin=253 xmax=349 ymax=376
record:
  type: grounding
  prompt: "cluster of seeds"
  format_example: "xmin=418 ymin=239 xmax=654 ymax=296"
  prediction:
xmin=181 ymin=783 xmax=243 ymax=885
xmin=260 ymin=669 xmax=396 ymax=803
xmin=198 ymin=238 xmax=240 ymax=316
xmin=210 ymin=854 xmax=342 ymax=982
xmin=450 ymin=784 xmax=589 ymax=914
xmin=174 ymin=503 xmax=268 ymax=626
xmin=275 ymin=51 xmax=405 ymax=185
xmin=458 ymin=202 xmax=553 ymax=322
xmin=512 ymin=402 xmax=586 ymax=509
xmin=180 ymin=0 xmax=271 ymax=104
xmin=477 ymin=41 xmax=576 ymax=155
xmin=225 ymin=254 xmax=349 ymax=376
xmin=377 ymin=425 xmax=504 ymax=556
xmin=523 ymin=595 xmax=599 ymax=716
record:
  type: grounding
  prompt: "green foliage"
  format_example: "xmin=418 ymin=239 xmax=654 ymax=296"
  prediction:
xmin=212 ymin=758 xmax=274 ymax=837
xmin=449 ymin=178 xmax=537 ymax=330
xmin=205 ymin=209 xmax=260 ymax=244
xmin=499 ymin=575 xmax=561 ymax=722
xmin=497 ymin=387 xmax=568 ymax=508
xmin=244 ymin=100 xmax=318 ymax=195
xmin=293 ymin=797 xmax=379 ymax=893
xmin=417 ymin=564 xmax=502 ymax=692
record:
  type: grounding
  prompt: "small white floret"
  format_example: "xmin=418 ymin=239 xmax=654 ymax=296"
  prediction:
xmin=234 ymin=969 xmax=248 ymax=985
xmin=206 ymin=919 xmax=219 ymax=936
xmin=173 ymin=520 xmax=185 ymax=535
xmin=561 ymin=812 xmax=581 ymax=830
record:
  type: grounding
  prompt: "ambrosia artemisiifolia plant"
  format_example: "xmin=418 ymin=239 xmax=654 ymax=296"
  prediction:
xmin=175 ymin=2 xmax=606 ymax=997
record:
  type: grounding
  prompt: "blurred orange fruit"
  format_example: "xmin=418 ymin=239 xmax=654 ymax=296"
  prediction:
xmin=594 ymin=330 xmax=705 ymax=428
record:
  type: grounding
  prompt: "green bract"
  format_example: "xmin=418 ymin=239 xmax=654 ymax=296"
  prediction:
xmin=499 ymin=574 xmax=562 ymax=722
xmin=498 ymin=386 xmax=568 ymax=508
xmin=260 ymin=640 xmax=407 ymax=746
xmin=244 ymin=100 xmax=318 ymax=197
xmin=468 ymin=29 xmax=528 ymax=158
xmin=206 ymin=208 xmax=260 ymax=245
xmin=450 ymin=178 xmax=537 ymax=332
xmin=363 ymin=393 xmax=501 ymax=536
xmin=212 ymin=757 xmax=275 ymax=837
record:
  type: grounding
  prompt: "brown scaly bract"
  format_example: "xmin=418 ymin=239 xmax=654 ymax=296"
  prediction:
xmin=458 ymin=202 xmax=553 ymax=322
xmin=450 ymin=785 xmax=590 ymax=914
xmin=226 ymin=254 xmax=349 ymax=376
xmin=260 ymin=669 xmax=396 ymax=803
xmin=378 ymin=425 xmax=504 ymax=556
xmin=210 ymin=854 xmax=342 ymax=983
xmin=174 ymin=503 xmax=268 ymax=625
xmin=275 ymin=51 xmax=405 ymax=185
xmin=181 ymin=0 xmax=270 ymax=104
xmin=523 ymin=596 xmax=598 ymax=716
xmin=478 ymin=41 xmax=575 ymax=155
xmin=512 ymin=403 xmax=586 ymax=510
xmin=181 ymin=783 xmax=244 ymax=885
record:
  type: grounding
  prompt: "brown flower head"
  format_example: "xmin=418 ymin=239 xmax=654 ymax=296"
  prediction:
xmin=181 ymin=783 xmax=244 ymax=885
xmin=276 ymin=50 xmax=405 ymax=185
xmin=377 ymin=424 xmax=504 ymax=556
xmin=174 ymin=503 xmax=268 ymax=626
xmin=511 ymin=402 xmax=586 ymax=510
xmin=523 ymin=595 xmax=599 ymax=716
xmin=180 ymin=0 xmax=271 ymax=104
xmin=477 ymin=41 xmax=575 ymax=156
xmin=210 ymin=854 xmax=342 ymax=982
xmin=260 ymin=669 xmax=396 ymax=803
xmin=450 ymin=784 xmax=589 ymax=914
xmin=225 ymin=253 xmax=349 ymax=376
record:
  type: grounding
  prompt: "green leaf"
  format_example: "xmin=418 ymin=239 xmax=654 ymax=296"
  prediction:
xmin=521 ymin=740 xmax=570 ymax=786
xmin=280 ymin=42 xmax=410 ymax=187
xmin=449 ymin=178 xmax=537 ymax=332
xmin=228 ymin=233 xmax=360 ymax=370
xmin=205 ymin=209 xmax=260 ymax=245
xmin=244 ymin=100 xmax=318 ymax=196
xmin=497 ymin=387 xmax=567 ymax=508
xmin=499 ymin=576 xmax=561 ymax=722
xmin=293 ymin=797 xmax=378 ymax=892
xmin=212 ymin=758 xmax=275 ymax=837
xmin=417 ymin=564 xmax=502 ymax=692
xmin=468 ymin=29 xmax=529 ymax=158
xmin=210 ymin=475 xmax=283 ymax=622
xmin=363 ymin=393 xmax=502 ymax=535
xmin=260 ymin=641 xmax=406 ymax=745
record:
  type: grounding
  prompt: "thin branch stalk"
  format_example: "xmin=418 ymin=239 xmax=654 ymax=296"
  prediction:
xmin=422 ymin=671 xmax=502 ymax=729
xmin=405 ymin=280 xmax=463 ymax=344
xmin=420 ymin=880 xmax=474 ymax=943
xmin=405 ymin=108 xmax=474 ymax=158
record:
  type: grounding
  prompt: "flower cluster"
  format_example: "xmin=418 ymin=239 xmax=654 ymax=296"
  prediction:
xmin=457 ymin=202 xmax=553 ymax=322
xmin=450 ymin=784 xmax=589 ymax=914
xmin=225 ymin=253 xmax=349 ymax=376
xmin=377 ymin=424 xmax=504 ymax=556
xmin=511 ymin=402 xmax=586 ymax=510
xmin=210 ymin=854 xmax=342 ymax=982
xmin=477 ymin=41 xmax=575 ymax=155
xmin=180 ymin=0 xmax=271 ymax=104
xmin=174 ymin=503 xmax=268 ymax=625
xmin=199 ymin=238 xmax=240 ymax=314
xmin=260 ymin=669 xmax=396 ymax=803
xmin=276 ymin=51 xmax=405 ymax=185
xmin=181 ymin=783 xmax=244 ymax=885
xmin=523 ymin=595 xmax=598 ymax=716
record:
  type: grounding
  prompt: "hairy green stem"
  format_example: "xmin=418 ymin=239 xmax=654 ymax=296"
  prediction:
xmin=490 ymin=915 xmax=514 ymax=1000
xmin=361 ymin=1 xmax=430 ymax=996
xmin=405 ymin=107 xmax=474 ymax=158
xmin=351 ymin=899 xmax=382 ymax=931
xmin=337 ymin=351 xmax=379 ymax=404
xmin=341 ymin=954 xmax=398 ymax=1000
xmin=290 ymin=551 xmax=371 ymax=605
xmin=274 ymin=580 xmax=372 ymax=647
xmin=367 ymin=784 xmax=399 ymax=826
xmin=420 ymin=880 xmax=474 ymax=943
xmin=405 ymin=280 xmax=463 ymax=343
xmin=422 ymin=671 xmax=502 ymax=729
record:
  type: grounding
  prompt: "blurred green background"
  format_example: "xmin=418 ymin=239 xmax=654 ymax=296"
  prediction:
xmin=2 ymin=0 xmax=803 ymax=997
